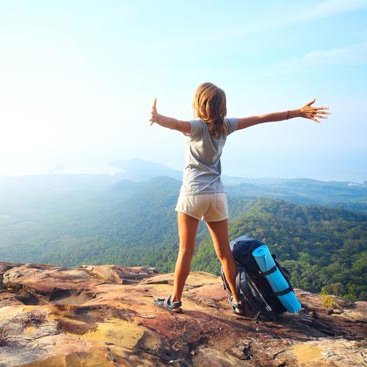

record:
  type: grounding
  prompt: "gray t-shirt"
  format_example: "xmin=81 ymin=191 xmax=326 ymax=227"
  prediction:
xmin=179 ymin=118 xmax=238 ymax=195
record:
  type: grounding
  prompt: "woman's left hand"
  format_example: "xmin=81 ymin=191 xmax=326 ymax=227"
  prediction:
xmin=299 ymin=98 xmax=330 ymax=123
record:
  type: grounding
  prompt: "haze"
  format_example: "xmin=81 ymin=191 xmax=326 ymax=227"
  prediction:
xmin=1 ymin=1 xmax=366 ymax=181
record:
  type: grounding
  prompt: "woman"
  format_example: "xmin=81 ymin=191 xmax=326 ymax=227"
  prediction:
xmin=150 ymin=82 xmax=329 ymax=313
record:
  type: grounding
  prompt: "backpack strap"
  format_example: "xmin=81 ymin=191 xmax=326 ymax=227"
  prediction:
xmin=274 ymin=286 xmax=293 ymax=296
xmin=235 ymin=269 xmax=242 ymax=294
xmin=260 ymin=265 xmax=277 ymax=276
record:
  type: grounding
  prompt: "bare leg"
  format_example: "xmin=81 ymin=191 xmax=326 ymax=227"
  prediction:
xmin=206 ymin=219 xmax=239 ymax=303
xmin=171 ymin=212 xmax=199 ymax=302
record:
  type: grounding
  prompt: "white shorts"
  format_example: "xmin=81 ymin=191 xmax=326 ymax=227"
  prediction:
xmin=175 ymin=193 xmax=228 ymax=222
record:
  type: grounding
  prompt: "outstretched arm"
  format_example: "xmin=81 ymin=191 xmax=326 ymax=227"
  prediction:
xmin=149 ymin=98 xmax=191 ymax=134
xmin=236 ymin=99 xmax=330 ymax=131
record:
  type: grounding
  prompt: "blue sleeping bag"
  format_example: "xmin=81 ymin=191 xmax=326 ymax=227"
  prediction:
xmin=252 ymin=245 xmax=301 ymax=313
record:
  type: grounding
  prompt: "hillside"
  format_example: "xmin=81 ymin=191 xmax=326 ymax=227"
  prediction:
xmin=1 ymin=159 xmax=367 ymax=211
xmin=192 ymin=198 xmax=367 ymax=301
xmin=226 ymin=178 xmax=367 ymax=213
xmin=0 ymin=174 xmax=366 ymax=301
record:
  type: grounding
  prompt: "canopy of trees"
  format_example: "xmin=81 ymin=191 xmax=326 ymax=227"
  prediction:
xmin=0 ymin=176 xmax=366 ymax=300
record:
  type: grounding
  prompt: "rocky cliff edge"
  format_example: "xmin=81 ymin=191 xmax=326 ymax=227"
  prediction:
xmin=0 ymin=262 xmax=366 ymax=367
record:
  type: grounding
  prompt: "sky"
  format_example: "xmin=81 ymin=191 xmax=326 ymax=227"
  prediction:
xmin=0 ymin=0 xmax=366 ymax=181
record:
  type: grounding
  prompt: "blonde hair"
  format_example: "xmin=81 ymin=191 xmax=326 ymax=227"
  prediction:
xmin=193 ymin=82 xmax=227 ymax=138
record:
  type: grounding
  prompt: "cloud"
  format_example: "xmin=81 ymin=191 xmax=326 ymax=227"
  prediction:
xmin=264 ymin=0 xmax=367 ymax=35
xmin=198 ymin=0 xmax=367 ymax=45
xmin=249 ymin=41 xmax=367 ymax=81
xmin=297 ymin=0 xmax=367 ymax=21
xmin=287 ymin=42 xmax=367 ymax=68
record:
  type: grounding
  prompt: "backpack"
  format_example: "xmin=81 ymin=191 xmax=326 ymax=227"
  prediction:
xmin=221 ymin=235 xmax=297 ymax=320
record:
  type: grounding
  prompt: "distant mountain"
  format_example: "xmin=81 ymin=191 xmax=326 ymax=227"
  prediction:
xmin=227 ymin=178 xmax=367 ymax=212
xmin=0 ymin=175 xmax=366 ymax=300
xmin=109 ymin=158 xmax=182 ymax=182
xmin=0 ymin=176 xmax=184 ymax=271
xmin=1 ymin=158 xmax=366 ymax=212
xmin=107 ymin=159 xmax=367 ymax=212
xmin=1 ymin=160 xmax=366 ymax=301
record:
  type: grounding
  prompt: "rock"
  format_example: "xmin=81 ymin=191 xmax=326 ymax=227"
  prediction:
xmin=0 ymin=261 xmax=366 ymax=366
xmin=80 ymin=264 xmax=157 ymax=284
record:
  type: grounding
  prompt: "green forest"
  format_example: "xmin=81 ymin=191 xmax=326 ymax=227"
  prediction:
xmin=191 ymin=197 xmax=367 ymax=301
xmin=0 ymin=175 xmax=366 ymax=301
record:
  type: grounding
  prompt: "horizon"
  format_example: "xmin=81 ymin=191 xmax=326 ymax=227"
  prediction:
xmin=0 ymin=157 xmax=365 ymax=185
xmin=1 ymin=1 xmax=366 ymax=182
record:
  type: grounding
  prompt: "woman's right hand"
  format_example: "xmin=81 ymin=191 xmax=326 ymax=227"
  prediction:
xmin=150 ymin=98 xmax=159 ymax=126
xmin=299 ymin=98 xmax=330 ymax=123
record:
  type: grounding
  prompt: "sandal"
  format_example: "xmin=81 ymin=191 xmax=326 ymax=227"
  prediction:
xmin=229 ymin=295 xmax=244 ymax=315
xmin=153 ymin=295 xmax=183 ymax=313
